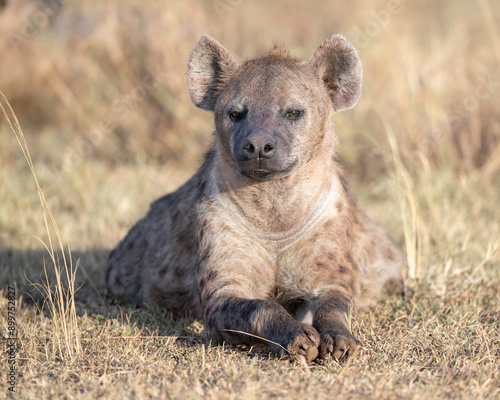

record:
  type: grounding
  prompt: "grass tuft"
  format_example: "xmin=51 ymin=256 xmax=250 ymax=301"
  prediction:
xmin=1 ymin=92 xmax=81 ymax=361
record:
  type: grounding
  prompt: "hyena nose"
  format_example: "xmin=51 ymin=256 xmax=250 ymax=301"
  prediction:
xmin=242 ymin=133 xmax=277 ymax=160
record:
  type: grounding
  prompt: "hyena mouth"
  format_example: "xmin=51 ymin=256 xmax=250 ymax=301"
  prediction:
xmin=238 ymin=159 xmax=299 ymax=181
xmin=241 ymin=169 xmax=277 ymax=180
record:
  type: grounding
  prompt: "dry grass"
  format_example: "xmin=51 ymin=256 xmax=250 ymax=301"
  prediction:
xmin=1 ymin=0 xmax=499 ymax=399
xmin=1 ymin=94 xmax=83 ymax=373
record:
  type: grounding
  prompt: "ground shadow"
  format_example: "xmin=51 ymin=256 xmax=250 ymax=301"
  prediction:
xmin=0 ymin=247 xmax=109 ymax=309
xmin=0 ymin=247 xmax=205 ymax=345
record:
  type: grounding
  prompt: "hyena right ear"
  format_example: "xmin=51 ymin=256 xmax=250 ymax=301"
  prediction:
xmin=186 ymin=35 xmax=238 ymax=111
xmin=307 ymin=34 xmax=362 ymax=112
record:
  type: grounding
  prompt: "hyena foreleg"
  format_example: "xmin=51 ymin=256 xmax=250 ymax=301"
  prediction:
xmin=203 ymin=295 xmax=321 ymax=362
xmin=313 ymin=288 xmax=362 ymax=359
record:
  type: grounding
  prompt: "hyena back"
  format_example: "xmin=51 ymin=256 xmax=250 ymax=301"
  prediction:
xmin=106 ymin=34 xmax=404 ymax=362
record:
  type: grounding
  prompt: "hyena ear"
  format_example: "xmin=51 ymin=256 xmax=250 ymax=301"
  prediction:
xmin=187 ymin=35 xmax=238 ymax=111
xmin=307 ymin=34 xmax=362 ymax=112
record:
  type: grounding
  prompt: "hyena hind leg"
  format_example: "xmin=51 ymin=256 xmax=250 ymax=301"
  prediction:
xmin=106 ymin=222 xmax=145 ymax=306
xmin=353 ymin=218 xmax=405 ymax=309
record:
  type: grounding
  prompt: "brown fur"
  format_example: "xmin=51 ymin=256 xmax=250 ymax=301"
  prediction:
xmin=106 ymin=34 xmax=404 ymax=362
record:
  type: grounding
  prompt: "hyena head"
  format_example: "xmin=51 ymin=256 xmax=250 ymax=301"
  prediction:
xmin=186 ymin=35 xmax=362 ymax=181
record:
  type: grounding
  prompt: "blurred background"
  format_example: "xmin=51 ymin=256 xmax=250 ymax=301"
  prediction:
xmin=1 ymin=0 xmax=498 ymax=170
xmin=1 ymin=3 xmax=498 ymax=395
xmin=0 ymin=0 xmax=499 ymax=277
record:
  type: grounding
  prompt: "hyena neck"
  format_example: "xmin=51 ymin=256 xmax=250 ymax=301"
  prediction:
xmin=211 ymin=143 xmax=342 ymax=236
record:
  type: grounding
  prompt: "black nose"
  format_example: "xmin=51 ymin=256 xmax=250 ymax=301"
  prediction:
xmin=242 ymin=133 xmax=277 ymax=160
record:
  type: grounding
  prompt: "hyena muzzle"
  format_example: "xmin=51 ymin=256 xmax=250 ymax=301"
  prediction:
xmin=106 ymin=34 xmax=404 ymax=362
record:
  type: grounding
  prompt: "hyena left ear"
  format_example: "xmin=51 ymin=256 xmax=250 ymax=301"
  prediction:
xmin=307 ymin=34 xmax=362 ymax=112
xmin=187 ymin=35 xmax=238 ymax=111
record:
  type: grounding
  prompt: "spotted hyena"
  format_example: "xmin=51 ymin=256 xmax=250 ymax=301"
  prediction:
xmin=106 ymin=34 xmax=404 ymax=362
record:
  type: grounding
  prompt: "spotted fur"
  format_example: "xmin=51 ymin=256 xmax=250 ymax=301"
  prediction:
xmin=106 ymin=34 xmax=404 ymax=362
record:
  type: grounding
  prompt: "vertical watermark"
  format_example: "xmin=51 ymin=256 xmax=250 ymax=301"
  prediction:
xmin=5 ymin=287 xmax=17 ymax=393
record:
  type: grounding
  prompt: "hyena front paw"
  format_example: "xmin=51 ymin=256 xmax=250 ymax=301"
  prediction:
xmin=270 ymin=323 xmax=320 ymax=362
xmin=318 ymin=331 xmax=362 ymax=361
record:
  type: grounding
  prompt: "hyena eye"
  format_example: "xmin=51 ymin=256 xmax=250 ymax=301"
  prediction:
xmin=229 ymin=111 xmax=245 ymax=121
xmin=285 ymin=110 xmax=302 ymax=119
